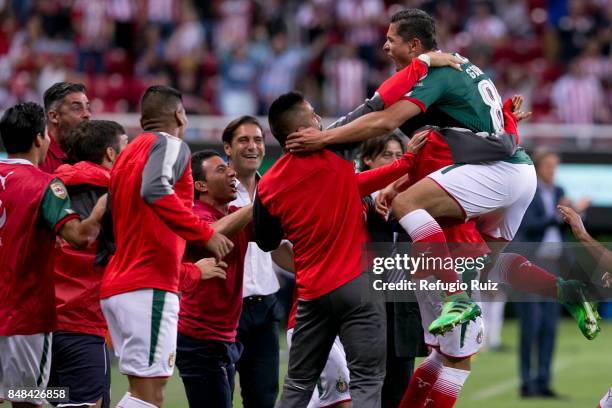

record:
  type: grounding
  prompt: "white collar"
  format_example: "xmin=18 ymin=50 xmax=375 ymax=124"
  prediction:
xmin=0 ymin=158 xmax=34 ymax=166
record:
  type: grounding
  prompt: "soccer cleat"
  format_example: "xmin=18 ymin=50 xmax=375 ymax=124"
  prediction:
xmin=428 ymin=291 xmax=481 ymax=335
xmin=557 ymin=278 xmax=601 ymax=340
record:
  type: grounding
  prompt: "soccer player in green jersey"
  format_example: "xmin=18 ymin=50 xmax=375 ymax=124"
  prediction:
xmin=286 ymin=8 xmax=599 ymax=341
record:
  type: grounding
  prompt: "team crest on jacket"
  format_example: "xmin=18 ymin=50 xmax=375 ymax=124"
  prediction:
xmin=50 ymin=182 xmax=67 ymax=199
xmin=336 ymin=376 xmax=349 ymax=393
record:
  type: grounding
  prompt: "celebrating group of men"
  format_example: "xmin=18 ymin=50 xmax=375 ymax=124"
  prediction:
xmin=0 ymin=7 xmax=605 ymax=408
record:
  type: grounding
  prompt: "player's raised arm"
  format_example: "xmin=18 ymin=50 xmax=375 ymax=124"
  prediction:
xmin=355 ymin=130 xmax=427 ymax=197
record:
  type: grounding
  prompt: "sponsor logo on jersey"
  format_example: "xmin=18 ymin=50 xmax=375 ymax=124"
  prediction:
xmin=477 ymin=328 xmax=484 ymax=344
xmin=50 ymin=182 xmax=67 ymax=199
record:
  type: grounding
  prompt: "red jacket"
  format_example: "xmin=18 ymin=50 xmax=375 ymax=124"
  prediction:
xmin=0 ymin=160 xmax=75 ymax=335
xmin=53 ymin=161 xmax=110 ymax=338
xmin=101 ymin=132 xmax=215 ymax=298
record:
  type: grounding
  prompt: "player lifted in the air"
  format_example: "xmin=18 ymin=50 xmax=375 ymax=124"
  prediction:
xmin=287 ymin=8 xmax=599 ymax=340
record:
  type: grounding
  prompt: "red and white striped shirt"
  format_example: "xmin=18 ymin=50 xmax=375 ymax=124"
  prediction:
xmin=551 ymin=74 xmax=604 ymax=124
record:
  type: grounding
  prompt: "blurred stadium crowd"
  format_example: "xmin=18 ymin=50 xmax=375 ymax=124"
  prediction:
xmin=0 ymin=0 xmax=609 ymax=123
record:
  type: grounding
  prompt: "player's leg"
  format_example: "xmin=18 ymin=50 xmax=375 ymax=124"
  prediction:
xmin=175 ymin=333 xmax=236 ymax=408
xmin=420 ymin=160 xmax=537 ymax=334
xmin=425 ymin=314 xmax=483 ymax=407
xmin=47 ymin=332 xmax=110 ymax=408
xmin=280 ymin=296 xmax=339 ymax=408
xmin=235 ymin=297 xmax=280 ymax=408
xmin=424 ymin=356 xmax=472 ymax=408
xmin=0 ymin=333 xmax=52 ymax=408
xmin=399 ymin=288 xmax=443 ymax=408
xmin=478 ymin=179 xmax=601 ymax=341
xmin=401 ymin=277 xmax=483 ymax=408
xmin=101 ymin=289 xmax=179 ymax=408
xmin=335 ymin=274 xmax=386 ymax=408
xmin=399 ymin=350 xmax=444 ymax=408
xmin=286 ymin=329 xmax=320 ymax=407
xmin=392 ymin=175 xmax=482 ymax=335
xmin=392 ymin=177 xmax=465 ymax=291
xmin=315 ymin=336 xmax=351 ymax=408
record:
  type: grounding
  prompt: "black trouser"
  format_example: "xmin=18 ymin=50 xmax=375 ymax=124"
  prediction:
xmin=176 ymin=334 xmax=242 ymax=408
xmin=48 ymin=332 xmax=110 ymax=408
xmin=280 ymin=273 xmax=387 ymax=408
xmin=235 ymin=293 xmax=280 ymax=408
xmin=516 ymin=258 xmax=561 ymax=394
xmin=382 ymin=303 xmax=416 ymax=408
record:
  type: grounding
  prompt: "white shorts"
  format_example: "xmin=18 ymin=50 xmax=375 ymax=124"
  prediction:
xmin=415 ymin=276 xmax=485 ymax=358
xmin=287 ymin=328 xmax=351 ymax=408
xmin=428 ymin=160 xmax=537 ymax=241
xmin=101 ymin=289 xmax=179 ymax=378
xmin=0 ymin=333 xmax=52 ymax=405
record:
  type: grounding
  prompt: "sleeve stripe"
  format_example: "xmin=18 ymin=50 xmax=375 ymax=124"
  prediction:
xmin=141 ymin=133 xmax=184 ymax=203
xmin=400 ymin=96 xmax=427 ymax=112
xmin=53 ymin=213 xmax=80 ymax=233
xmin=161 ymin=135 xmax=181 ymax=192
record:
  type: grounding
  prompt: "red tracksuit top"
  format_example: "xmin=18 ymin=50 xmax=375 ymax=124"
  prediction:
xmin=100 ymin=131 xmax=214 ymax=298
xmin=53 ymin=161 xmax=110 ymax=337
xmin=0 ymin=160 xmax=76 ymax=335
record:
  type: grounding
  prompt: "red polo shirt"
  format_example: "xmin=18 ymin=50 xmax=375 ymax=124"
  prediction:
xmin=178 ymin=201 xmax=252 ymax=343
xmin=40 ymin=134 xmax=66 ymax=174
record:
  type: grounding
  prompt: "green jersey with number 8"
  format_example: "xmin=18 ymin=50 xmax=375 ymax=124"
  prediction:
xmin=406 ymin=55 xmax=504 ymax=135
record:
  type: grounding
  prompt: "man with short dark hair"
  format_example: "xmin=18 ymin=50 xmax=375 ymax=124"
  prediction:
xmin=99 ymin=86 xmax=234 ymax=408
xmin=64 ymin=120 xmax=127 ymax=165
xmin=286 ymin=8 xmax=598 ymax=342
xmin=222 ymin=115 xmax=283 ymax=408
xmin=177 ymin=149 xmax=254 ymax=408
xmin=255 ymin=91 xmax=399 ymax=408
xmin=0 ymin=102 xmax=104 ymax=408
xmin=48 ymin=120 xmax=128 ymax=408
xmin=41 ymin=82 xmax=91 ymax=173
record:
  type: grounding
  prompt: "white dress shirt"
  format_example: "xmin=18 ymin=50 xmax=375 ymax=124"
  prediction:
xmin=231 ymin=178 xmax=280 ymax=297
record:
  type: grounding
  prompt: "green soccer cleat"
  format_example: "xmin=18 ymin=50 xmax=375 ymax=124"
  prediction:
xmin=557 ymin=278 xmax=601 ymax=340
xmin=428 ymin=292 xmax=481 ymax=336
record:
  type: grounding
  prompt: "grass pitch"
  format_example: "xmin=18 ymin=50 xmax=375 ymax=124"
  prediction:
xmin=109 ymin=319 xmax=612 ymax=407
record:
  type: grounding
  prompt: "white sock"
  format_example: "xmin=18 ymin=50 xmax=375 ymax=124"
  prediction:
xmin=398 ymin=209 xmax=442 ymax=240
xmin=116 ymin=393 xmax=158 ymax=408
xmin=433 ymin=366 xmax=471 ymax=398
xmin=487 ymin=253 xmax=515 ymax=285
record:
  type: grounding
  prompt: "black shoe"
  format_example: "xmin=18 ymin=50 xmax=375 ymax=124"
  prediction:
xmin=520 ymin=386 xmax=535 ymax=398
xmin=537 ymin=389 xmax=567 ymax=399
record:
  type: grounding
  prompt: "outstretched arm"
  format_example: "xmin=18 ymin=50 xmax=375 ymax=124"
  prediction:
xmin=286 ymin=52 xmax=463 ymax=152
xmin=355 ymin=131 xmax=427 ymax=196
xmin=559 ymin=205 xmax=612 ymax=274
xmin=286 ymin=100 xmax=422 ymax=152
